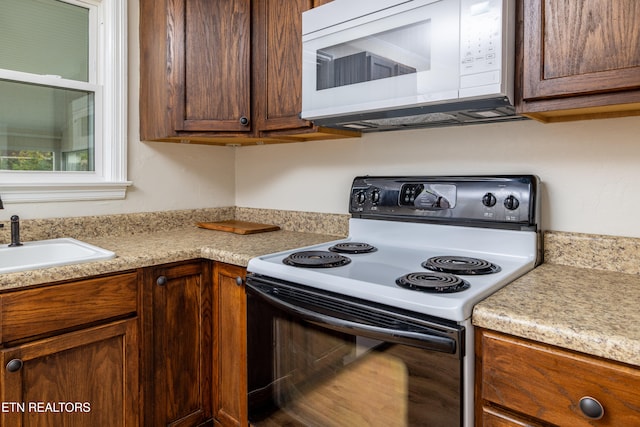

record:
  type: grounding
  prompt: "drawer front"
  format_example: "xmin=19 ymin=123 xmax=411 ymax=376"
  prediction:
xmin=0 ymin=272 xmax=138 ymax=344
xmin=481 ymin=405 xmax=547 ymax=427
xmin=480 ymin=330 xmax=640 ymax=427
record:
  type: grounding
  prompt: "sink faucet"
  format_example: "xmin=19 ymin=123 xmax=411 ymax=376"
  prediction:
xmin=9 ymin=215 xmax=22 ymax=247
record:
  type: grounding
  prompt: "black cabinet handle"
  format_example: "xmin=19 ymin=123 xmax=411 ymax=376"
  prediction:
xmin=6 ymin=359 xmax=23 ymax=373
xmin=579 ymin=396 xmax=604 ymax=420
xmin=235 ymin=276 xmax=244 ymax=286
xmin=239 ymin=116 xmax=249 ymax=126
xmin=156 ymin=276 xmax=168 ymax=286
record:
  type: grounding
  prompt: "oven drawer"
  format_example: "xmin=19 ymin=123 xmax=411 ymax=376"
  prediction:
xmin=478 ymin=329 xmax=640 ymax=426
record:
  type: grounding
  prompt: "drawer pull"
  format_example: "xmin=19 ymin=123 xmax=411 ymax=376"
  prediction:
xmin=235 ymin=276 xmax=244 ymax=286
xmin=579 ymin=396 xmax=604 ymax=420
xmin=156 ymin=276 xmax=168 ymax=286
xmin=6 ymin=359 xmax=23 ymax=373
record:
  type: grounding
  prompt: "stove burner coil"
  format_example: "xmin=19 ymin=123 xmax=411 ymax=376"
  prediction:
xmin=396 ymin=272 xmax=470 ymax=293
xmin=283 ymin=251 xmax=351 ymax=268
xmin=422 ymin=256 xmax=501 ymax=275
xmin=328 ymin=242 xmax=377 ymax=254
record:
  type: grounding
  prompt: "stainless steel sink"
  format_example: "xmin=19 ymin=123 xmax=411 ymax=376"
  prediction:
xmin=0 ymin=238 xmax=115 ymax=274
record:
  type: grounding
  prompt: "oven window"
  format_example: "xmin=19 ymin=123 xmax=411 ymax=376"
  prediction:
xmin=316 ymin=20 xmax=431 ymax=90
xmin=248 ymin=293 xmax=462 ymax=427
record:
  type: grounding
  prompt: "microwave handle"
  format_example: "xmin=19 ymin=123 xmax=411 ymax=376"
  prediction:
xmin=246 ymin=282 xmax=458 ymax=354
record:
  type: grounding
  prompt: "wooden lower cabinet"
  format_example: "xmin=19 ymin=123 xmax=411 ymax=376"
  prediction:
xmin=142 ymin=260 xmax=214 ymax=426
xmin=0 ymin=318 xmax=138 ymax=427
xmin=0 ymin=259 xmax=252 ymax=427
xmin=476 ymin=328 xmax=640 ymax=427
xmin=213 ymin=262 xmax=247 ymax=427
xmin=0 ymin=272 xmax=140 ymax=427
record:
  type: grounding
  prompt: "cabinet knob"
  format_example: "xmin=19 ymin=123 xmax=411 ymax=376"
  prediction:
xmin=156 ymin=275 xmax=168 ymax=286
xmin=239 ymin=116 xmax=249 ymax=126
xmin=6 ymin=359 xmax=23 ymax=373
xmin=235 ymin=276 xmax=244 ymax=286
xmin=579 ymin=396 xmax=604 ymax=420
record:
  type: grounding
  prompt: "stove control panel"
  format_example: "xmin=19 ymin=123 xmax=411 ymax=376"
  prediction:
xmin=350 ymin=175 xmax=539 ymax=230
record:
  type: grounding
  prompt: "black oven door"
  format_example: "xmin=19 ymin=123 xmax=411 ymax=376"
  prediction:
xmin=246 ymin=274 xmax=464 ymax=427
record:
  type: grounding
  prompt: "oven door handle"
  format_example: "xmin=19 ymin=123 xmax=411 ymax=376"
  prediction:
xmin=246 ymin=282 xmax=458 ymax=354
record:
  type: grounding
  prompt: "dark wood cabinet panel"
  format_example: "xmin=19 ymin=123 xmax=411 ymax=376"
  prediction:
xmin=517 ymin=0 xmax=640 ymax=122
xmin=0 ymin=319 xmax=138 ymax=427
xmin=253 ymin=0 xmax=310 ymax=133
xmin=142 ymin=260 xmax=213 ymax=427
xmin=140 ymin=0 xmax=251 ymax=138
xmin=213 ymin=262 xmax=247 ymax=427
xmin=476 ymin=328 xmax=640 ymax=427
xmin=480 ymin=405 xmax=547 ymax=427
xmin=0 ymin=272 xmax=137 ymax=344
xmin=182 ymin=0 xmax=251 ymax=133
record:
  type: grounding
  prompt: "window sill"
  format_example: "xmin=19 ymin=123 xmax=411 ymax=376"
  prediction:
xmin=0 ymin=182 xmax=132 ymax=203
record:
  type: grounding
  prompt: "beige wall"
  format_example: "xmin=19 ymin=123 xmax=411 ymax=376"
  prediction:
xmin=236 ymin=116 xmax=640 ymax=237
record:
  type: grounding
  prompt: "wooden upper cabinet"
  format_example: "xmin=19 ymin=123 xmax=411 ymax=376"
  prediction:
xmin=517 ymin=0 xmax=640 ymax=122
xmin=140 ymin=0 xmax=358 ymax=146
xmin=140 ymin=0 xmax=251 ymax=139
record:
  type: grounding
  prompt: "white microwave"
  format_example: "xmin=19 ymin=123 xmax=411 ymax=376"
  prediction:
xmin=301 ymin=0 xmax=523 ymax=131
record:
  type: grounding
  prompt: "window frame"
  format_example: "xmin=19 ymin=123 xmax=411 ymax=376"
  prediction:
xmin=0 ymin=0 xmax=130 ymax=203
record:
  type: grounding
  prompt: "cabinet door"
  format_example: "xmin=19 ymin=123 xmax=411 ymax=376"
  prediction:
xmin=518 ymin=0 xmax=640 ymax=118
xmin=180 ymin=0 xmax=251 ymax=133
xmin=0 ymin=319 xmax=138 ymax=427
xmin=213 ymin=263 xmax=247 ymax=427
xmin=253 ymin=0 xmax=313 ymax=134
xmin=143 ymin=261 xmax=213 ymax=426
xmin=140 ymin=0 xmax=251 ymax=138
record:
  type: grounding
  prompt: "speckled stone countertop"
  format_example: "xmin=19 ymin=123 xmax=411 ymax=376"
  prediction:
xmin=473 ymin=231 xmax=640 ymax=367
xmin=0 ymin=207 xmax=347 ymax=291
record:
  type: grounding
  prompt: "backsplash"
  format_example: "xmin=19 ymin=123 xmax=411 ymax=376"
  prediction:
xmin=544 ymin=231 xmax=640 ymax=275
xmin=234 ymin=207 xmax=349 ymax=236
xmin=0 ymin=208 xmax=234 ymax=243
xmin=0 ymin=207 xmax=349 ymax=244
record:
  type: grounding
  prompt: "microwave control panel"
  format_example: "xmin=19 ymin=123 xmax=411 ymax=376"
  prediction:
xmin=460 ymin=0 xmax=504 ymax=76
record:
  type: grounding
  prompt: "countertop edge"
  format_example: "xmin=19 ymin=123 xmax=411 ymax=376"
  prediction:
xmin=472 ymin=263 xmax=640 ymax=367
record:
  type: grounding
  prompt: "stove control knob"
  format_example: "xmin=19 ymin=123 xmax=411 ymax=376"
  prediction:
xmin=482 ymin=192 xmax=497 ymax=207
xmin=355 ymin=191 xmax=366 ymax=205
xmin=504 ymin=195 xmax=520 ymax=210
xmin=371 ymin=189 xmax=380 ymax=204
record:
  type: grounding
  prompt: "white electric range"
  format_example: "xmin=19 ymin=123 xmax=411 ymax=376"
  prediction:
xmin=246 ymin=175 xmax=541 ymax=427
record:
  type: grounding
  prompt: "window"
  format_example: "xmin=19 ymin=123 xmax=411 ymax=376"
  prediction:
xmin=0 ymin=0 xmax=129 ymax=202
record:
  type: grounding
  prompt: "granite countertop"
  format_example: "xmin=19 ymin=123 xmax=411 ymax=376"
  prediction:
xmin=0 ymin=226 xmax=340 ymax=291
xmin=473 ymin=231 xmax=640 ymax=368
xmin=0 ymin=208 xmax=347 ymax=292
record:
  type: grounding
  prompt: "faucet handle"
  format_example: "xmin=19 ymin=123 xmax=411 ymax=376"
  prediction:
xmin=9 ymin=215 xmax=22 ymax=247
